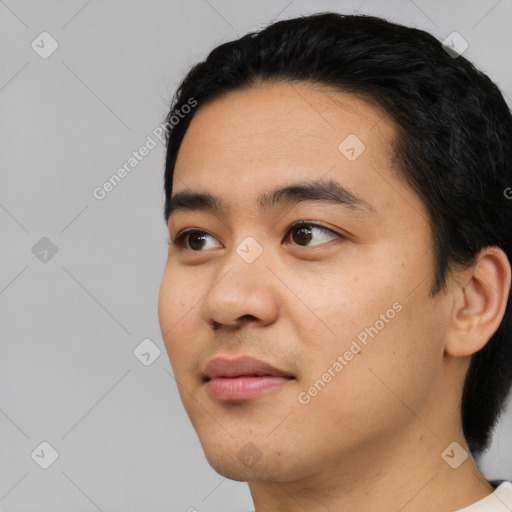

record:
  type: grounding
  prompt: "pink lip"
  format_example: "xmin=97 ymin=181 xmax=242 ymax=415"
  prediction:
xmin=203 ymin=356 xmax=295 ymax=401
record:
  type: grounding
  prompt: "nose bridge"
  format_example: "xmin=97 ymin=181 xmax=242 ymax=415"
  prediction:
xmin=200 ymin=232 xmax=278 ymax=326
xmin=218 ymin=213 xmax=270 ymax=272
xmin=235 ymin=233 xmax=266 ymax=266
xmin=213 ymin=232 xmax=270 ymax=295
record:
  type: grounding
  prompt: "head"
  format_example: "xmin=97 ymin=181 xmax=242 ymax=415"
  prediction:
xmin=158 ymin=12 xmax=512 ymax=482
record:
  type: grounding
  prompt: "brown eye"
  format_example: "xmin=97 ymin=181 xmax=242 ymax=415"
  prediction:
xmin=187 ymin=232 xmax=208 ymax=251
xmin=170 ymin=230 xmax=221 ymax=251
xmin=291 ymin=225 xmax=313 ymax=245
xmin=286 ymin=222 xmax=342 ymax=247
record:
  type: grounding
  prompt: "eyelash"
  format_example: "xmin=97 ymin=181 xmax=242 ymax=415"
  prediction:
xmin=168 ymin=221 xmax=345 ymax=251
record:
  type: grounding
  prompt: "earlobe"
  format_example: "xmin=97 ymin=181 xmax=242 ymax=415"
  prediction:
xmin=445 ymin=246 xmax=511 ymax=358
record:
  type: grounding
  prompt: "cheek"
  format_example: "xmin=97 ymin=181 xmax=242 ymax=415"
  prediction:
xmin=293 ymin=261 xmax=397 ymax=350
xmin=158 ymin=266 xmax=203 ymax=365
xmin=158 ymin=262 xmax=203 ymax=321
xmin=294 ymin=303 xmax=438 ymax=449
xmin=291 ymin=248 xmax=439 ymax=406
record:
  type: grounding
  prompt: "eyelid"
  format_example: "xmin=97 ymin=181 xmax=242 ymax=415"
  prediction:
xmin=170 ymin=227 xmax=226 ymax=245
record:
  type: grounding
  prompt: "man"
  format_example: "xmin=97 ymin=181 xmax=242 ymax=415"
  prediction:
xmin=158 ymin=12 xmax=512 ymax=511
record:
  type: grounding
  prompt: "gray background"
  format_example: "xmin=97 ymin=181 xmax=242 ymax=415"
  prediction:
xmin=1 ymin=0 xmax=511 ymax=510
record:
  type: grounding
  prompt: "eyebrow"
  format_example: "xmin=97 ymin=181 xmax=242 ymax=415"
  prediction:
xmin=166 ymin=178 xmax=375 ymax=220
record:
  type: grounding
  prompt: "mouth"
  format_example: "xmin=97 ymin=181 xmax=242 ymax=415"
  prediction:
xmin=202 ymin=356 xmax=296 ymax=401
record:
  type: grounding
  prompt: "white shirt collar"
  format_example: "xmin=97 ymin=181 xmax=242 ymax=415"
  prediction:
xmin=454 ymin=482 xmax=512 ymax=511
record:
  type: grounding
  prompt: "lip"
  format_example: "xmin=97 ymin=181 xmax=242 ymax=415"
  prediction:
xmin=203 ymin=356 xmax=295 ymax=380
xmin=203 ymin=356 xmax=295 ymax=401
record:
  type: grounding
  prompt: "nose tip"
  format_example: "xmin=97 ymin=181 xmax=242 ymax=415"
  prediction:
xmin=200 ymin=256 xmax=279 ymax=330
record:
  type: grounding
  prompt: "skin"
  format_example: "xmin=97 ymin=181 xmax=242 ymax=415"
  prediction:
xmin=158 ymin=81 xmax=511 ymax=512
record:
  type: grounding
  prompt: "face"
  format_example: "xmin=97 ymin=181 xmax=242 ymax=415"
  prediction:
xmin=158 ymin=81 xmax=454 ymax=484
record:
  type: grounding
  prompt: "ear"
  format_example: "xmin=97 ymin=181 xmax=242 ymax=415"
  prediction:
xmin=445 ymin=246 xmax=511 ymax=357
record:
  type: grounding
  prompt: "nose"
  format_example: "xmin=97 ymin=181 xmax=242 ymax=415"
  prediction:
xmin=200 ymin=242 xmax=280 ymax=329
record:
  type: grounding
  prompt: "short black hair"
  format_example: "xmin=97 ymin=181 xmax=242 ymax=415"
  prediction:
xmin=162 ymin=12 xmax=512 ymax=457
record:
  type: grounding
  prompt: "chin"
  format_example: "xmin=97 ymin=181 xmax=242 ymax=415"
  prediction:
xmin=207 ymin=456 xmax=262 ymax=482
xmin=196 ymin=434 xmax=265 ymax=481
xmin=198 ymin=433 xmax=312 ymax=483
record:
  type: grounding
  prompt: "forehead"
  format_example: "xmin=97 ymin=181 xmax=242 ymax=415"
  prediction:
xmin=178 ymin=81 xmax=393 ymax=149
xmin=171 ymin=81 xmax=409 ymax=219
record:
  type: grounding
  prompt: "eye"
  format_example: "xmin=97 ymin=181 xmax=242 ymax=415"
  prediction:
xmin=169 ymin=221 xmax=344 ymax=252
xmin=169 ymin=230 xmax=221 ymax=251
xmin=284 ymin=221 xmax=343 ymax=247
